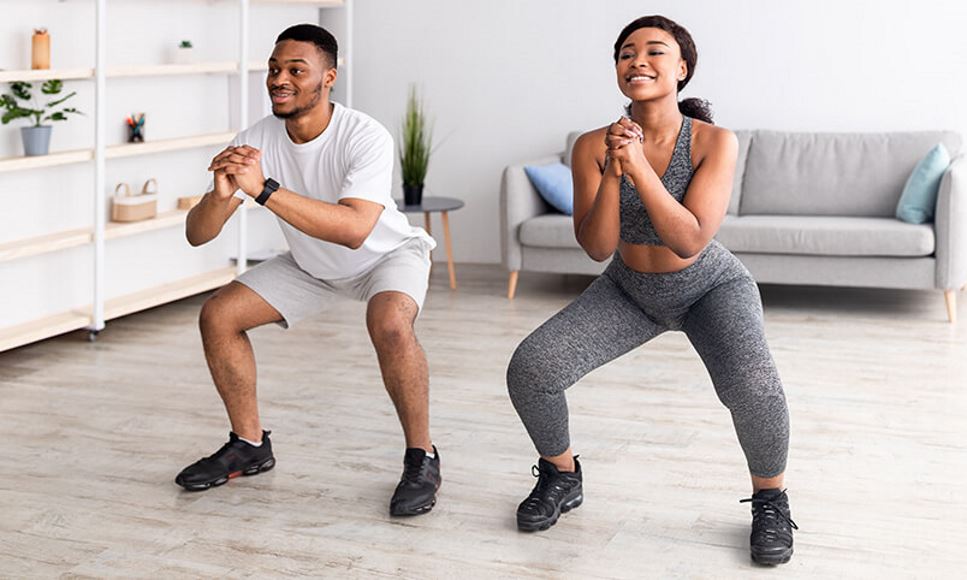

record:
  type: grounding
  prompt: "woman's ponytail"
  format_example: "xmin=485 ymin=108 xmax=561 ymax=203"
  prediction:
xmin=679 ymin=97 xmax=713 ymax=124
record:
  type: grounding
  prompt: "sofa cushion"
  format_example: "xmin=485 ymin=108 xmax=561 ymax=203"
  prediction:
xmin=519 ymin=214 xmax=580 ymax=249
xmin=716 ymin=215 xmax=935 ymax=257
xmin=524 ymin=162 xmax=574 ymax=215
xmin=729 ymin=130 xmax=752 ymax=215
xmin=564 ymin=131 xmax=582 ymax=167
xmin=896 ymin=143 xmax=951 ymax=224
xmin=741 ymin=130 xmax=962 ymax=217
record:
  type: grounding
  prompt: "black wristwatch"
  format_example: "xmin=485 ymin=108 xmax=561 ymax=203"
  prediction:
xmin=255 ymin=178 xmax=280 ymax=206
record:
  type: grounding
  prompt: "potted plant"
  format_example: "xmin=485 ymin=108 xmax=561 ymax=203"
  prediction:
xmin=174 ymin=40 xmax=194 ymax=65
xmin=400 ymin=85 xmax=432 ymax=206
xmin=1 ymin=80 xmax=82 ymax=156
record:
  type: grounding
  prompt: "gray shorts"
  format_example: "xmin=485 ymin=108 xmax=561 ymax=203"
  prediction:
xmin=235 ymin=237 xmax=433 ymax=329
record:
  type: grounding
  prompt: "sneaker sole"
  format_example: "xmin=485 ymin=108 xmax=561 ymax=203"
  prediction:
xmin=517 ymin=492 xmax=583 ymax=532
xmin=390 ymin=498 xmax=437 ymax=517
xmin=176 ymin=456 xmax=276 ymax=491
xmin=751 ymin=547 xmax=794 ymax=566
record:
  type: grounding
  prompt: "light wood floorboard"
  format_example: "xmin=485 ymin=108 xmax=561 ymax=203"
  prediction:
xmin=1 ymin=265 xmax=965 ymax=578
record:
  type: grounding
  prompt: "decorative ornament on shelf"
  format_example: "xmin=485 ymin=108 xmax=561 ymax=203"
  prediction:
xmin=126 ymin=112 xmax=145 ymax=143
xmin=173 ymin=40 xmax=194 ymax=65
xmin=32 ymin=28 xmax=50 ymax=70
xmin=177 ymin=195 xmax=203 ymax=210
xmin=111 ymin=179 xmax=158 ymax=223
xmin=400 ymin=85 xmax=433 ymax=206
xmin=1 ymin=79 xmax=83 ymax=156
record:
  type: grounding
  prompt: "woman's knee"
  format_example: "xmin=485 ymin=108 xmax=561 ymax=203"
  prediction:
xmin=506 ymin=335 xmax=572 ymax=402
xmin=712 ymin=367 xmax=785 ymax=414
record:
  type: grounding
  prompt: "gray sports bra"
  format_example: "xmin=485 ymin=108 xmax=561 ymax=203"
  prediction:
xmin=619 ymin=116 xmax=694 ymax=245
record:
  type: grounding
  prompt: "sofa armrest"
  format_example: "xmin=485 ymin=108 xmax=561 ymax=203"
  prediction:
xmin=936 ymin=154 xmax=967 ymax=289
xmin=500 ymin=155 xmax=560 ymax=271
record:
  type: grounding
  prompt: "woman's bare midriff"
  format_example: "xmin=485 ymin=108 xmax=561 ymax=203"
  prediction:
xmin=617 ymin=241 xmax=700 ymax=273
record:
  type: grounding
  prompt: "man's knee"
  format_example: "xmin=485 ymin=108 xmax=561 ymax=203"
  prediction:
xmin=367 ymin=293 xmax=418 ymax=351
xmin=199 ymin=290 xmax=243 ymax=337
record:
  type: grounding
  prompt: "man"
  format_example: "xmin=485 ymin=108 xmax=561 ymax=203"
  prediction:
xmin=176 ymin=24 xmax=441 ymax=517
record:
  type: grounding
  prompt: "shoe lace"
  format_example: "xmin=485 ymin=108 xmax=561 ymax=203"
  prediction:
xmin=193 ymin=439 xmax=236 ymax=467
xmin=521 ymin=464 xmax=569 ymax=511
xmin=401 ymin=457 xmax=426 ymax=484
xmin=739 ymin=489 xmax=799 ymax=532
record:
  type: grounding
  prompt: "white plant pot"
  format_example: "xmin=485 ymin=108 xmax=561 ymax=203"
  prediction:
xmin=173 ymin=47 xmax=194 ymax=65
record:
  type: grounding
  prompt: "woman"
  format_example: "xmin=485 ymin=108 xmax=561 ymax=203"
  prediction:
xmin=506 ymin=15 xmax=797 ymax=565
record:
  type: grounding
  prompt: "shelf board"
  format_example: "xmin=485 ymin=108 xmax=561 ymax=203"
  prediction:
xmin=0 ymin=62 xmax=248 ymax=83
xmin=0 ymin=310 xmax=92 ymax=353
xmin=107 ymin=62 xmax=239 ymax=78
xmin=0 ymin=68 xmax=94 ymax=83
xmin=0 ymin=266 xmax=234 ymax=352
xmin=0 ymin=227 xmax=92 ymax=263
xmin=0 ymin=210 xmax=194 ymax=264
xmin=0 ymin=133 xmax=233 ymax=172
xmin=105 ymin=266 xmax=236 ymax=321
xmin=106 ymin=132 xmax=234 ymax=159
xmin=105 ymin=210 xmax=188 ymax=240
xmin=0 ymin=149 xmax=93 ymax=173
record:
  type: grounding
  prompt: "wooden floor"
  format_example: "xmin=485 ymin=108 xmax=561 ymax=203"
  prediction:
xmin=1 ymin=264 xmax=965 ymax=579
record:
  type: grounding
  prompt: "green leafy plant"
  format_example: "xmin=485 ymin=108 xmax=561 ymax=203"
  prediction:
xmin=0 ymin=80 xmax=82 ymax=127
xmin=400 ymin=85 xmax=432 ymax=187
xmin=179 ymin=40 xmax=193 ymax=49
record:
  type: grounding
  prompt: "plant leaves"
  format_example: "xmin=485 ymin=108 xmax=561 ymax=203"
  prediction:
xmin=41 ymin=79 xmax=63 ymax=95
xmin=3 ymin=80 xmax=82 ymax=125
xmin=11 ymin=81 xmax=32 ymax=101
xmin=2 ymin=108 xmax=37 ymax=125
xmin=45 ymin=90 xmax=77 ymax=109
xmin=400 ymin=85 xmax=432 ymax=186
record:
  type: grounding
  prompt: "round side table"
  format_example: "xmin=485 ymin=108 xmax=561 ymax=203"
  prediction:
xmin=396 ymin=196 xmax=465 ymax=289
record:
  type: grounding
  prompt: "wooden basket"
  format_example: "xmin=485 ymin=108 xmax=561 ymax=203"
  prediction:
xmin=111 ymin=179 xmax=158 ymax=222
xmin=177 ymin=195 xmax=203 ymax=210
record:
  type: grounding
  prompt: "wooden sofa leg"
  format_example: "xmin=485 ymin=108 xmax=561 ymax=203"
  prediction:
xmin=508 ymin=271 xmax=519 ymax=300
xmin=944 ymin=290 xmax=957 ymax=323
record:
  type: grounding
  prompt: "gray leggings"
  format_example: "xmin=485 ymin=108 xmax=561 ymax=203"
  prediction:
xmin=507 ymin=240 xmax=789 ymax=478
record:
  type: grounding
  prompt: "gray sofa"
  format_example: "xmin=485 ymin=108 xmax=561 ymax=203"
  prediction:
xmin=500 ymin=129 xmax=965 ymax=322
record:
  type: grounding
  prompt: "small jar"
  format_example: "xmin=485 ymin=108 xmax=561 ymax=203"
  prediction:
xmin=32 ymin=28 xmax=50 ymax=70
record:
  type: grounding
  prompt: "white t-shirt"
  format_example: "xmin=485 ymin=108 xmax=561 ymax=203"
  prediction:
xmin=230 ymin=103 xmax=434 ymax=279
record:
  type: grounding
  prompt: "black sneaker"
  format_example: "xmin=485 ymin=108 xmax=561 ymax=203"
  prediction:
xmin=740 ymin=488 xmax=799 ymax=565
xmin=389 ymin=446 xmax=441 ymax=516
xmin=175 ymin=431 xmax=275 ymax=491
xmin=516 ymin=457 xmax=583 ymax=532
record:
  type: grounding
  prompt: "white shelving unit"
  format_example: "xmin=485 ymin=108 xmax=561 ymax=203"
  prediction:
xmin=0 ymin=0 xmax=351 ymax=352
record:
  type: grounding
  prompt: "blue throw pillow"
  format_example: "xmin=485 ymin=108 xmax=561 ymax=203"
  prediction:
xmin=524 ymin=162 xmax=574 ymax=215
xmin=896 ymin=143 xmax=951 ymax=224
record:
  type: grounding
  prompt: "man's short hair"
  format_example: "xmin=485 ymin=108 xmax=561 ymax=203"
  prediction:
xmin=276 ymin=24 xmax=338 ymax=69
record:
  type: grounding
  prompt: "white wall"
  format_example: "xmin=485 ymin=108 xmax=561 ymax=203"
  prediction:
xmin=351 ymin=0 xmax=967 ymax=264
xmin=3 ymin=0 xmax=966 ymax=326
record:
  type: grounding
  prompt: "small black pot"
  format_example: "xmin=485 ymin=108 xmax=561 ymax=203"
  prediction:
xmin=403 ymin=184 xmax=424 ymax=206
